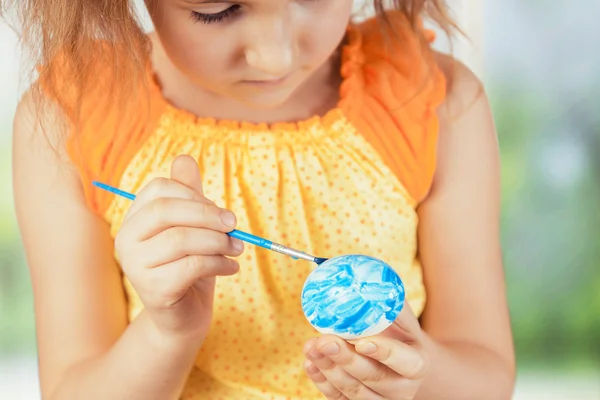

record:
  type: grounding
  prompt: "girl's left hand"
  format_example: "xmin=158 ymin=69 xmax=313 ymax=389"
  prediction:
xmin=303 ymin=304 xmax=430 ymax=400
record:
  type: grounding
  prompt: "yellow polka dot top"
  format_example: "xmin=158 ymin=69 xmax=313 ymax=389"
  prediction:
xmin=43 ymin=11 xmax=446 ymax=400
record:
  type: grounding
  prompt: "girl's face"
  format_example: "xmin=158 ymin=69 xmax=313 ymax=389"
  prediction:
xmin=147 ymin=0 xmax=354 ymax=109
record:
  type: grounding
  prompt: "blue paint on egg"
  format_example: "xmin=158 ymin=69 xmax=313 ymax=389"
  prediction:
xmin=300 ymin=254 xmax=405 ymax=339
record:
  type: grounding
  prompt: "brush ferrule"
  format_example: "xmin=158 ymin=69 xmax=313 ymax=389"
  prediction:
xmin=270 ymin=243 xmax=316 ymax=262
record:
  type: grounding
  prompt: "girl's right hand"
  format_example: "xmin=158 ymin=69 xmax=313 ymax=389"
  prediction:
xmin=114 ymin=155 xmax=244 ymax=341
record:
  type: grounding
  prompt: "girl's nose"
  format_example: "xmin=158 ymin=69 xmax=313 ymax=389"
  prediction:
xmin=244 ymin=16 xmax=296 ymax=77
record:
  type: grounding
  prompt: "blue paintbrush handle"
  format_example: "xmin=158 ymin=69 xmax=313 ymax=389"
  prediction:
xmin=91 ymin=181 xmax=322 ymax=263
xmin=227 ymin=230 xmax=272 ymax=249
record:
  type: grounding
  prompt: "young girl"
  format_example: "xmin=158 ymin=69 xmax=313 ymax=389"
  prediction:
xmin=7 ymin=0 xmax=515 ymax=398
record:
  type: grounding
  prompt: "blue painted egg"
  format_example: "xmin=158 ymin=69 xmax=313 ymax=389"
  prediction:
xmin=300 ymin=254 xmax=405 ymax=340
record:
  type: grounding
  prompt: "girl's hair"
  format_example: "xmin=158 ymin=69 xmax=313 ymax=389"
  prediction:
xmin=1 ymin=0 xmax=457 ymax=129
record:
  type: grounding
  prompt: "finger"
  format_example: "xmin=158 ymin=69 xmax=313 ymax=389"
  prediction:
xmin=314 ymin=335 xmax=400 ymax=396
xmin=305 ymin=339 xmax=383 ymax=400
xmin=304 ymin=359 xmax=348 ymax=400
xmin=136 ymin=227 xmax=244 ymax=268
xmin=123 ymin=177 xmax=208 ymax=224
xmin=149 ymin=255 xmax=239 ymax=301
xmin=170 ymin=154 xmax=206 ymax=197
xmin=355 ymin=336 xmax=428 ymax=380
xmin=124 ymin=197 xmax=238 ymax=241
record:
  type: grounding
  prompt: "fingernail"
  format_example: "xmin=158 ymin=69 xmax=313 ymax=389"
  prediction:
xmin=356 ymin=342 xmax=377 ymax=354
xmin=320 ymin=342 xmax=340 ymax=356
xmin=221 ymin=211 xmax=236 ymax=228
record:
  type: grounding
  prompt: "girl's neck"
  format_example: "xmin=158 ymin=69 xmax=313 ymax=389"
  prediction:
xmin=148 ymin=33 xmax=343 ymax=125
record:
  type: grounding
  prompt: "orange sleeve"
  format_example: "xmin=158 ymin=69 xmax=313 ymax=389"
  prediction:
xmin=342 ymin=12 xmax=447 ymax=205
xmin=38 ymin=41 xmax=166 ymax=216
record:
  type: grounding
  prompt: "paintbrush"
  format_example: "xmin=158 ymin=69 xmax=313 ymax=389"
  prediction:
xmin=92 ymin=181 xmax=328 ymax=265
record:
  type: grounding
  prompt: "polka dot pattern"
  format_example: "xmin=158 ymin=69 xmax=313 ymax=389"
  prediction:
xmin=104 ymin=111 xmax=426 ymax=399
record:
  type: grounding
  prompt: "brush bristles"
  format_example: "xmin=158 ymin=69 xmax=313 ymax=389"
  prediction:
xmin=314 ymin=257 xmax=328 ymax=265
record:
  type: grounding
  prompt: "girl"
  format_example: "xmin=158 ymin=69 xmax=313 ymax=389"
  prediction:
xmin=6 ymin=0 xmax=515 ymax=398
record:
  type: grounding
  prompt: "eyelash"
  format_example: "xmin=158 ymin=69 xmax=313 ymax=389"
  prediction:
xmin=190 ymin=5 xmax=241 ymax=24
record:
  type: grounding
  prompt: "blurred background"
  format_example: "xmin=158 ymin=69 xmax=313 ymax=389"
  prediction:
xmin=1 ymin=0 xmax=599 ymax=398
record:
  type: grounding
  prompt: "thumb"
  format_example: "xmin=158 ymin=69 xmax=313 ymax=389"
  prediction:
xmin=170 ymin=154 xmax=206 ymax=199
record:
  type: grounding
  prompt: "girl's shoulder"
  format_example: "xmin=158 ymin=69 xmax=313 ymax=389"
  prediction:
xmin=25 ymin=39 xmax=164 ymax=214
xmin=339 ymin=11 xmax=455 ymax=204
xmin=433 ymin=51 xmax=486 ymax=122
xmin=339 ymin=11 xmax=488 ymax=205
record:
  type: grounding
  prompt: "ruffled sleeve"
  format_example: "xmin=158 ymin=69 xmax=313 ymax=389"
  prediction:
xmin=38 ymin=41 xmax=166 ymax=216
xmin=340 ymin=11 xmax=447 ymax=205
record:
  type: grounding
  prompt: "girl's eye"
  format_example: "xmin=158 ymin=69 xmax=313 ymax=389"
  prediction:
xmin=190 ymin=5 xmax=241 ymax=24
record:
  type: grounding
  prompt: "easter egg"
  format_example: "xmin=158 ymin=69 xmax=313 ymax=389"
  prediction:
xmin=300 ymin=254 xmax=405 ymax=340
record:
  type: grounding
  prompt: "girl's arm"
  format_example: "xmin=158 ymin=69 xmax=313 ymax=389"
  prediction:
xmin=415 ymin=53 xmax=515 ymax=398
xmin=12 ymin=93 xmax=200 ymax=400
xmin=303 ymin=55 xmax=515 ymax=400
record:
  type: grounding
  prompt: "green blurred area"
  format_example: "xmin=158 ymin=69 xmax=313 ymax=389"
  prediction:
xmin=492 ymin=82 xmax=600 ymax=372
xmin=0 ymin=81 xmax=599 ymax=375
